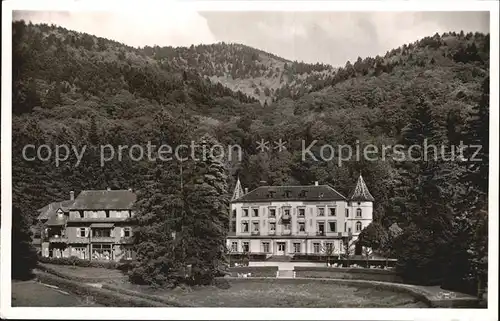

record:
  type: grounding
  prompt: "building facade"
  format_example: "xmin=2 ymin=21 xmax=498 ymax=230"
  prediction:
xmin=35 ymin=189 xmax=136 ymax=262
xmin=227 ymin=175 xmax=374 ymax=257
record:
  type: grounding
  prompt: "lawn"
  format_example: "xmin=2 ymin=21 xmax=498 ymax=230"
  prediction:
xmin=12 ymin=280 xmax=103 ymax=307
xmin=40 ymin=263 xmax=127 ymax=281
xmin=110 ymin=278 xmax=428 ymax=308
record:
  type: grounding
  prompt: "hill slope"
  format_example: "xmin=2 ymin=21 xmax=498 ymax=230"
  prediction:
xmin=11 ymin=21 xmax=489 ymax=228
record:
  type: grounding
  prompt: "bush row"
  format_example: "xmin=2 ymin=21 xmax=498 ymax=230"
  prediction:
xmin=38 ymin=256 xmax=133 ymax=271
xmin=227 ymin=266 xmax=278 ymax=277
xmin=35 ymin=271 xmax=166 ymax=307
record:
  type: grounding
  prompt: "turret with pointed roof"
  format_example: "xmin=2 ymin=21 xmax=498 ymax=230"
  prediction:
xmin=349 ymin=174 xmax=375 ymax=202
xmin=231 ymin=177 xmax=244 ymax=201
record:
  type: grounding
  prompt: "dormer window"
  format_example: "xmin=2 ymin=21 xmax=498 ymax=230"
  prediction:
xmin=298 ymin=190 xmax=308 ymax=198
xmin=268 ymin=191 xmax=276 ymax=198
xmin=284 ymin=190 xmax=292 ymax=198
xmin=319 ymin=193 xmax=324 ymax=198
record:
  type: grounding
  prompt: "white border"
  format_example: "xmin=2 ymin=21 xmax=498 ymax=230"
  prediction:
xmin=1 ymin=1 xmax=498 ymax=320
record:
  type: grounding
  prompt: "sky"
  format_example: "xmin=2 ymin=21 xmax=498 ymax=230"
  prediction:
xmin=13 ymin=10 xmax=489 ymax=66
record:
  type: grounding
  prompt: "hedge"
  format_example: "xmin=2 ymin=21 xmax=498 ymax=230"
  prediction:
xmin=38 ymin=256 xmax=133 ymax=271
xmin=227 ymin=266 xmax=278 ymax=277
xmin=293 ymin=266 xmax=402 ymax=283
xmin=35 ymin=271 xmax=167 ymax=307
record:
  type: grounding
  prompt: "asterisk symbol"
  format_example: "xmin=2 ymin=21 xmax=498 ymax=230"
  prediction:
xmin=274 ymin=139 xmax=287 ymax=152
xmin=256 ymin=139 xmax=270 ymax=153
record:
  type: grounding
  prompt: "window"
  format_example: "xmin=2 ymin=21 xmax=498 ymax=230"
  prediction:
xmin=269 ymin=222 xmax=276 ymax=231
xmin=79 ymin=211 xmax=84 ymax=218
xmin=328 ymin=221 xmax=337 ymax=233
xmin=284 ymin=209 xmax=290 ymax=216
xmin=317 ymin=207 xmax=325 ymax=216
xmin=344 ymin=222 xmax=347 ymax=232
xmin=230 ymin=223 xmax=236 ymax=233
xmin=262 ymin=242 xmax=270 ymax=253
xmin=348 ymin=227 xmax=352 ymax=233
xmin=72 ymin=247 xmax=87 ymax=260
xmin=232 ymin=209 xmax=236 ymax=218
xmin=345 ymin=209 xmax=349 ymax=217
xmin=298 ymin=208 xmax=305 ymax=217
xmin=284 ymin=223 xmax=291 ymax=231
xmin=243 ymin=209 xmax=249 ymax=217
xmin=252 ymin=222 xmax=259 ymax=232
xmin=123 ymin=227 xmax=132 ymax=238
xmin=92 ymin=244 xmax=112 ymax=261
xmin=299 ymin=222 xmax=306 ymax=232
xmin=293 ymin=243 xmax=301 ymax=253
xmin=231 ymin=241 xmax=238 ymax=252
xmin=78 ymin=228 xmax=86 ymax=237
xmin=356 ymin=208 xmax=362 ymax=218
xmin=313 ymin=243 xmax=320 ymax=253
xmin=317 ymin=222 xmax=325 ymax=235
xmin=242 ymin=222 xmax=249 ymax=232
xmin=242 ymin=242 xmax=249 ymax=252
xmin=105 ymin=210 xmax=110 ymax=218
xmin=329 ymin=208 xmax=336 ymax=216
xmin=252 ymin=208 xmax=259 ymax=217
xmin=92 ymin=228 xmax=111 ymax=237
xmin=356 ymin=221 xmax=362 ymax=232
xmin=124 ymin=247 xmax=133 ymax=260
xmin=269 ymin=208 xmax=276 ymax=217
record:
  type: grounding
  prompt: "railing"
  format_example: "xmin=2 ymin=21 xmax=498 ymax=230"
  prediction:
xmin=282 ymin=229 xmax=291 ymax=236
xmin=281 ymin=213 xmax=291 ymax=221
xmin=251 ymin=230 xmax=260 ymax=236
xmin=316 ymin=231 xmax=325 ymax=236
xmin=90 ymin=236 xmax=115 ymax=243
xmin=268 ymin=230 xmax=276 ymax=235
xmin=49 ymin=236 xmax=68 ymax=243
xmin=268 ymin=216 xmax=276 ymax=220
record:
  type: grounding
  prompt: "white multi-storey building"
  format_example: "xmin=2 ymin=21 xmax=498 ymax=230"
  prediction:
xmin=227 ymin=175 xmax=374 ymax=257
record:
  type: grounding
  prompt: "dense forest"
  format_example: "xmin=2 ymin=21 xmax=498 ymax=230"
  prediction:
xmin=11 ymin=20 xmax=489 ymax=293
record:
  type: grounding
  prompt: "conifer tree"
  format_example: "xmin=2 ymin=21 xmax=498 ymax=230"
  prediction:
xmin=12 ymin=205 xmax=38 ymax=280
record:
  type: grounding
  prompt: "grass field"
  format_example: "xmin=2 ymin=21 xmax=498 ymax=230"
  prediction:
xmin=111 ymin=279 xmax=428 ymax=308
xmin=41 ymin=263 xmax=126 ymax=280
xmin=11 ymin=280 xmax=103 ymax=307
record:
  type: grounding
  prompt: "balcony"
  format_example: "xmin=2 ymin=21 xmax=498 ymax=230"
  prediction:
xmin=316 ymin=231 xmax=325 ymax=236
xmin=251 ymin=230 xmax=260 ymax=236
xmin=90 ymin=236 xmax=115 ymax=243
xmin=282 ymin=229 xmax=291 ymax=236
xmin=268 ymin=216 xmax=276 ymax=221
xmin=49 ymin=236 xmax=68 ymax=243
xmin=297 ymin=215 xmax=306 ymax=221
xmin=281 ymin=213 xmax=291 ymax=221
xmin=268 ymin=230 xmax=276 ymax=236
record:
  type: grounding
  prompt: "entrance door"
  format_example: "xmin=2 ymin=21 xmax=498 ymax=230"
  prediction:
xmin=277 ymin=242 xmax=286 ymax=255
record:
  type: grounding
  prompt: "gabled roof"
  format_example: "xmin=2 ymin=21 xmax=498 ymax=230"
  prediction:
xmin=46 ymin=208 xmax=67 ymax=226
xmin=37 ymin=200 xmax=75 ymax=221
xmin=70 ymin=190 xmax=136 ymax=210
xmin=349 ymin=175 xmax=375 ymax=202
xmin=233 ymin=184 xmax=346 ymax=203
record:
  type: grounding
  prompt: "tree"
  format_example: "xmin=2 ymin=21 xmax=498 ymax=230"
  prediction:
xmin=321 ymin=242 xmax=336 ymax=266
xmin=182 ymin=134 xmax=230 ymax=284
xmin=12 ymin=205 xmax=38 ymax=280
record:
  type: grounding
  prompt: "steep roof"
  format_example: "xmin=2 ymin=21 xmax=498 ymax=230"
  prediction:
xmin=231 ymin=177 xmax=244 ymax=201
xmin=233 ymin=184 xmax=346 ymax=203
xmin=70 ymin=190 xmax=136 ymax=210
xmin=37 ymin=200 xmax=74 ymax=221
xmin=349 ymin=175 xmax=375 ymax=202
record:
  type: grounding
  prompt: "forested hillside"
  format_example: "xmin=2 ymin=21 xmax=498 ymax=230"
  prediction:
xmin=11 ymin=20 xmax=489 ymax=292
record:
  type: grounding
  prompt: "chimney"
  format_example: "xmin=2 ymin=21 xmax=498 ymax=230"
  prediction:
xmin=70 ymin=191 xmax=75 ymax=201
xmin=314 ymin=181 xmax=319 ymax=186
xmin=244 ymin=188 xmax=249 ymax=194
